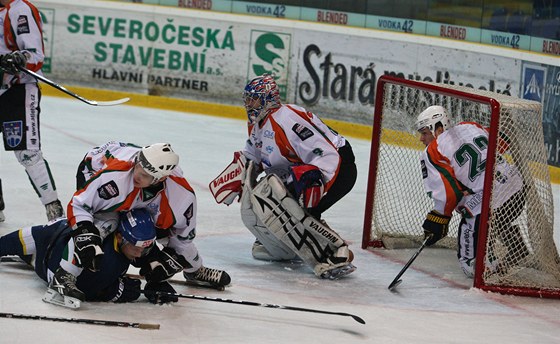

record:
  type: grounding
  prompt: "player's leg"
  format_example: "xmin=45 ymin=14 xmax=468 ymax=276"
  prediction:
xmin=241 ymin=186 xmax=299 ymax=261
xmin=250 ymin=174 xmax=355 ymax=279
xmin=307 ymin=141 xmax=357 ymax=219
xmin=494 ymin=190 xmax=529 ymax=265
xmin=7 ymin=84 xmax=64 ymax=221
xmin=457 ymin=215 xmax=480 ymax=278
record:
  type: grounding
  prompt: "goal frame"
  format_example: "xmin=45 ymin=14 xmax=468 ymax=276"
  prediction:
xmin=362 ymin=75 xmax=560 ymax=298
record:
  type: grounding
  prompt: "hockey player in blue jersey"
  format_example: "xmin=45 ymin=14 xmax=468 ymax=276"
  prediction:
xmin=0 ymin=208 xmax=178 ymax=308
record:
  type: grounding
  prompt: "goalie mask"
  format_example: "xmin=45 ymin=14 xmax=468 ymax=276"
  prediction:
xmin=416 ymin=105 xmax=450 ymax=136
xmin=137 ymin=143 xmax=179 ymax=182
xmin=118 ymin=208 xmax=156 ymax=256
xmin=243 ymin=74 xmax=281 ymax=125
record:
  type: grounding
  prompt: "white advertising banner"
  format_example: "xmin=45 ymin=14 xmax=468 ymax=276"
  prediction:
xmin=33 ymin=0 xmax=533 ymax=126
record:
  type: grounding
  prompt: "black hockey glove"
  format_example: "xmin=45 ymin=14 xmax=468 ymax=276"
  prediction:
xmin=72 ymin=221 xmax=104 ymax=272
xmin=139 ymin=246 xmax=189 ymax=283
xmin=0 ymin=51 xmax=27 ymax=74
xmin=144 ymin=281 xmax=178 ymax=304
xmin=422 ymin=211 xmax=451 ymax=246
xmin=110 ymin=277 xmax=141 ymax=303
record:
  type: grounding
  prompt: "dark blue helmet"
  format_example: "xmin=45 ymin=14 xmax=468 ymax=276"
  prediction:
xmin=118 ymin=209 xmax=156 ymax=254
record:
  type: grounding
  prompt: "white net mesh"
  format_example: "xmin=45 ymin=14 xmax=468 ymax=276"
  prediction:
xmin=365 ymin=77 xmax=560 ymax=296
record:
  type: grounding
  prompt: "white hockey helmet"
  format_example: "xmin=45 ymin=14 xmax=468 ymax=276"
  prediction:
xmin=416 ymin=105 xmax=451 ymax=136
xmin=137 ymin=143 xmax=179 ymax=180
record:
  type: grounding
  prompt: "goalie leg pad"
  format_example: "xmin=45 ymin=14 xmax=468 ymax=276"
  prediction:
xmin=250 ymin=174 xmax=352 ymax=275
xmin=241 ymin=180 xmax=298 ymax=261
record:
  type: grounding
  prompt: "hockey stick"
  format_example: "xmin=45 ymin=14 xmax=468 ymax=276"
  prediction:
xmin=388 ymin=236 xmax=431 ymax=291
xmin=142 ymin=289 xmax=365 ymax=324
xmin=126 ymin=273 xmax=226 ymax=291
xmin=18 ymin=66 xmax=130 ymax=106
xmin=0 ymin=312 xmax=159 ymax=330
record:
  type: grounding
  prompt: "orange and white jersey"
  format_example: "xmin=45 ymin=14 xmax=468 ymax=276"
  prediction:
xmin=0 ymin=0 xmax=45 ymax=93
xmin=68 ymin=159 xmax=201 ymax=271
xmin=243 ymin=104 xmax=345 ymax=191
xmin=79 ymin=141 xmax=142 ymax=182
xmin=420 ymin=122 xmax=523 ymax=217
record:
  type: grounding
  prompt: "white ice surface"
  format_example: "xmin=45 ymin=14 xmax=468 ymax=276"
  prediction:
xmin=0 ymin=96 xmax=559 ymax=343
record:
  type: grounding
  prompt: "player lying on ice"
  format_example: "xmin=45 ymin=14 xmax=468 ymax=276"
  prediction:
xmin=0 ymin=208 xmax=181 ymax=308
xmin=42 ymin=142 xmax=230 ymax=307
xmin=210 ymin=74 xmax=358 ymax=280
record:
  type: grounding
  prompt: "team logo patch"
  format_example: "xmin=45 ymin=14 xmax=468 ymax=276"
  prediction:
xmin=421 ymin=160 xmax=428 ymax=179
xmin=312 ymin=148 xmax=324 ymax=156
xmin=183 ymin=203 xmax=193 ymax=226
xmin=3 ymin=121 xmax=23 ymax=148
xmin=97 ymin=181 xmax=120 ymax=200
xmin=292 ymin=123 xmax=314 ymax=141
xmin=17 ymin=15 xmax=30 ymax=35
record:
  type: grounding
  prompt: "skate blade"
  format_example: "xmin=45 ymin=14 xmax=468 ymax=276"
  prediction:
xmin=42 ymin=288 xmax=81 ymax=309
xmin=321 ymin=263 xmax=356 ymax=280
xmin=184 ymin=279 xmax=227 ymax=291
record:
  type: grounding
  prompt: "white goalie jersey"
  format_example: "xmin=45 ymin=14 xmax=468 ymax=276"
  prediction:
xmin=420 ymin=122 xmax=523 ymax=217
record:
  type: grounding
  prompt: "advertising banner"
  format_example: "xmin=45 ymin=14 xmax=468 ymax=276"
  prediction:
xmin=35 ymin=1 xmax=559 ymax=168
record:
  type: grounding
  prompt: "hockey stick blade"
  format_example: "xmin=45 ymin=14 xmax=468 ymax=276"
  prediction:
xmin=387 ymin=236 xmax=430 ymax=291
xmin=388 ymin=279 xmax=402 ymax=291
xmin=142 ymin=289 xmax=366 ymax=324
xmin=0 ymin=312 xmax=159 ymax=330
xmin=125 ymin=273 xmax=226 ymax=292
xmin=18 ymin=67 xmax=130 ymax=106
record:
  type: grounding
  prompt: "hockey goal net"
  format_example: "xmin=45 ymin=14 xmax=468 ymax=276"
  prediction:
xmin=362 ymin=75 xmax=560 ymax=298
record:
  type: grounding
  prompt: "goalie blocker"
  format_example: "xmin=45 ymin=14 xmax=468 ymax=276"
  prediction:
xmin=242 ymin=161 xmax=355 ymax=279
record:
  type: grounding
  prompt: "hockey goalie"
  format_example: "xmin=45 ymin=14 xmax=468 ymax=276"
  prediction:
xmin=209 ymin=74 xmax=357 ymax=279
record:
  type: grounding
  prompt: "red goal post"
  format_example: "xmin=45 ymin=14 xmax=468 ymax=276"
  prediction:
xmin=362 ymin=75 xmax=560 ymax=298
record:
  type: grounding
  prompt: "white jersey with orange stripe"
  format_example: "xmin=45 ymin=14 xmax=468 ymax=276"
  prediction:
xmin=78 ymin=141 xmax=142 ymax=182
xmin=243 ymin=104 xmax=345 ymax=190
xmin=68 ymin=159 xmax=202 ymax=272
xmin=0 ymin=0 xmax=45 ymax=94
xmin=420 ymin=122 xmax=523 ymax=217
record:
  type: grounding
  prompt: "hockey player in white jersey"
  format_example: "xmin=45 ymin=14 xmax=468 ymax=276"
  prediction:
xmin=416 ymin=105 xmax=526 ymax=277
xmin=210 ymin=74 xmax=357 ymax=279
xmin=0 ymin=0 xmax=64 ymax=221
xmin=45 ymin=142 xmax=231 ymax=307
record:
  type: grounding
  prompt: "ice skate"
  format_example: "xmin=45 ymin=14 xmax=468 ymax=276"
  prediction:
xmin=315 ymin=246 xmax=356 ymax=280
xmin=43 ymin=267 xmax=84 ymax=309
xmin=183 ymin=266 xmax=231 ymax=291
xmin=45 ymin=200 xmax=65 ymax=221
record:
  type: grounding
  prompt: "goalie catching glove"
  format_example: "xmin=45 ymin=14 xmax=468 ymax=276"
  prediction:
xmin=139 ymin=246 xmax=189 ymax=283
xmin=290 ymin=164 xmax=325 ymax=209
xmin=422 ymin=210 xmax=451 ymax=246
xmin=209 ymin=151 xmax=247 ymax=205
xmin=72 ymin=221 xmax=104 ymax=272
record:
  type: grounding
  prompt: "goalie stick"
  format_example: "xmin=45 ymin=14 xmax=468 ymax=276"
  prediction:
xmin=388 ymin=236 xmax=431 ymax=291
xmin=141 ymin=289 xmax=365 ymax=324
xmin=18 ymin=66 xmax=130 ymax=106
xmin=0 ymin=312 xmax=160 ymax=330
